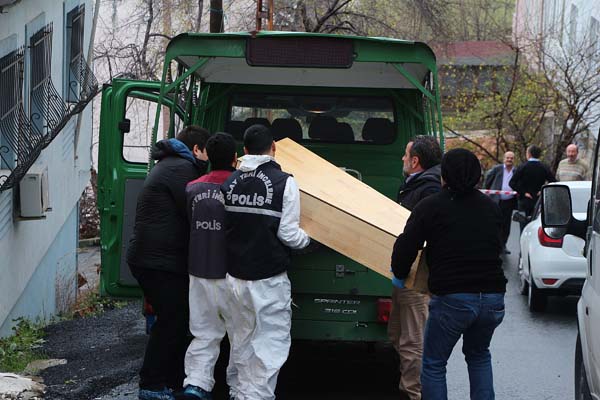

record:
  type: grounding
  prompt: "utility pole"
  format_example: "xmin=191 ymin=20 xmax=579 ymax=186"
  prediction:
xmin=210 ymin=0 xmax=223 ymax=33
xmin=256 ymin=0 xmax=274 ymax=31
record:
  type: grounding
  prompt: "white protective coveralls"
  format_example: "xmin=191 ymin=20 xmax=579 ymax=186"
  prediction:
xmin=228 ymin=155 xmax=310 ymax=400
xmin=184 ymin=276 xmax=239 ymax=397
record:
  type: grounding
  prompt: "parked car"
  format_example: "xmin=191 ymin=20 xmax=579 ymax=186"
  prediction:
xmin=518 ymin=180 xmax=591 ymax=312
xmin=540 ymin=175 xmax=599 ymax=399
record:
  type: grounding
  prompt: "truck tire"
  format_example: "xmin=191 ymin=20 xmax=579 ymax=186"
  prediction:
xmin=575 ymin=334 xmax=593 ymax=400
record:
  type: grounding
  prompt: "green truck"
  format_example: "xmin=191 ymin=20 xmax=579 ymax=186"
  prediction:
xmin=97 ymin=31 xmax=443 ymax=342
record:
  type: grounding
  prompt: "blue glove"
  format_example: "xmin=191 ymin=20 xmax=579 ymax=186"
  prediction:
xmin=392 ymin=276 xmax=405 ymax=288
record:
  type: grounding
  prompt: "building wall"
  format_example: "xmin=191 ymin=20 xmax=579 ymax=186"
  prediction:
xmin=513 ymin=0 xmax=600 ymax=135
xmin=0 ymin=0 xmax=94 ymax=336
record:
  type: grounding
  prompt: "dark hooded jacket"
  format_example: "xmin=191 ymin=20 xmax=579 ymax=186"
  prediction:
xmin=391 ymin=149 xmax=506 ymax=295
xmin=127 ymin=139 xmax=208 ymax=275
xmin=397 ymin=164 xmax=442 ymax=211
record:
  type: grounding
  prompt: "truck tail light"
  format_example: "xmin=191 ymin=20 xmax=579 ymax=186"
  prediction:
xmin=377 ymin=298 xmax=392 ymax=323
xmin=538 ymin=227 xmax=563 ymax=248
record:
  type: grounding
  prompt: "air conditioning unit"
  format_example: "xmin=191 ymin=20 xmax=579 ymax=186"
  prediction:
xmin=20 ymin=167 xmax=50 ymax=218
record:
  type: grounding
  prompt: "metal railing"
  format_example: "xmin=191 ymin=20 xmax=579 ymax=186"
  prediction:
xmin=0 ymin=21 xmax=98 ymax=192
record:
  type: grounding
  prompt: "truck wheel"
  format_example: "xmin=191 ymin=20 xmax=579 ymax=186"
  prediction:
xmin=528 ymin=280 xmax=547 ymax=312
xmin=575 ymin=334 xmax=592 ymax=400
xmin=518 ymin=256 xmax=528 ymax=295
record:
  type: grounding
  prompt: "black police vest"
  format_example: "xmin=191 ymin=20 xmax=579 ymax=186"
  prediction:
xmin=222 ymin=160 xmax=291 ymax=280
xmin=186 ymin=180 xmax=228 ymax=279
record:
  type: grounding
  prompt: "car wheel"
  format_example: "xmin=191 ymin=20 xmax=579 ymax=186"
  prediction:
xmin=528 ymin=279 xmax=547 ymax=312
xmin=575 ymin=334 xmax=593 ymax=400
xmin=518 ymin=256 xmax=528 ymax=295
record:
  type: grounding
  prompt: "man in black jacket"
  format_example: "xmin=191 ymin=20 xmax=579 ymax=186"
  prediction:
xmin=389 ymin=135 xmax=442 ymax=400
xmin=391 ymin=149 xmax=506 ymax=399
xmin=127 ymin=126 xmax=209 ymax=400
xmin=509 ymin=145 xmax=556 ymax=231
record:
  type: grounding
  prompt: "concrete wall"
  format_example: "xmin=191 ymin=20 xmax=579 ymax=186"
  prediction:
xmin=0 ymin=0 xmax=94 ymax=336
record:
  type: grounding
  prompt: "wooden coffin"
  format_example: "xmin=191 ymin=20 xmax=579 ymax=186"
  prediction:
xmin=275 ymin=138 xmax=427 ymax=286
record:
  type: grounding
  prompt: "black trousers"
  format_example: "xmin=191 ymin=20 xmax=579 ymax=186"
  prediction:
xmin=518 ymin=197 xmax=537 ymax=232
xmin=498 ymin=198 xmax=517 ymax=246
xmin=130 ymin=267 xmax=190 ymax=391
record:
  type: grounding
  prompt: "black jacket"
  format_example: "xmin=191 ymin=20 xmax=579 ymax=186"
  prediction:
xmin=391 ymin=188 xmax=507 ymax=295
xmin=127 ymin=139 xmax=208 ymax=275
xmin=397 ymin=164 xmax=442 ymax=211
xmin=509 ymin=160 xmax=556 ymax=201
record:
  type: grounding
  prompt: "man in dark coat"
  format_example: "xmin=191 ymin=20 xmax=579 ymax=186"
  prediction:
xmin=127 ymin=126 xmax=209 ymax=400
xmin=484 ymin=151 xmax=516 ymax=253
xmin=509 ymin=145 xmax=556 ymax=231
xmin=389 ymin=135 xmax=442 ymax=400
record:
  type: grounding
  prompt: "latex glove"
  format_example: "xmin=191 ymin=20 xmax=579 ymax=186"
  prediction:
xmin=392 ymin=276 xmax=405 ymax=289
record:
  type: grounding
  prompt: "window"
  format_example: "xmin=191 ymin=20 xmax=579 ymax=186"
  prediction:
xmin=590 ymin=17 xmax=600 ymax=55
xmin=569 ymin=4 xmax=579 ymax=48
xmin=0 ymin=48 xmax=25 ymax=173
xmin=29 ymin=23 xmax=67 ymax=138
xmin=228 ymin=93 xmax=396 ymax=145
xmin=65 ymin=4 xmax=85 ymax=103
xmin=122 ymin=95 xmax=183 ymax=164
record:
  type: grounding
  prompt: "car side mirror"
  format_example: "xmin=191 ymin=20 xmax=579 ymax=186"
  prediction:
xmin=541 ymin=184 xmax=587 ymax=240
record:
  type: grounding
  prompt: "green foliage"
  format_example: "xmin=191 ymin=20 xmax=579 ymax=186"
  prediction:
xmin=0 ymin=318 xmax=46 ymax=373
xmin=70 ymin=292 xmax=127 ymax=319
xmin=443 ymin=63 xmax=556 ymax=166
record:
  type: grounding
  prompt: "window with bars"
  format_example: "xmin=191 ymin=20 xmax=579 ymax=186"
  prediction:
xmin=29 ymin=23 xmax=67 ymax=141
xmin=0 ymin=47 xmax=40 ymax=190
xmin=66 ymin=4 xmax=84 ymax=103
xmin=65 ymin=4 xmax=97 ymax=105
xmin=0 ymin=48 xmax=24 ymax=173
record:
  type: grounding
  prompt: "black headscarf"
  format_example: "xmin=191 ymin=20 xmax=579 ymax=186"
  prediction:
xmin=441 ymin=148 xmax=482 ymax=195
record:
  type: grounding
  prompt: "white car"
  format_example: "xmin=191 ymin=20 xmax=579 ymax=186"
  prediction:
xmin=518 ymin=181 xmax=591 ymax=312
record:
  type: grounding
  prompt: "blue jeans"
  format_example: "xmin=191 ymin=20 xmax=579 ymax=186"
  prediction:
xmin=421 ymin=293 xmax=505 ymax=400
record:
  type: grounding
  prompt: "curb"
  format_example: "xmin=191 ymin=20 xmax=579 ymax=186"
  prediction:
xmin=78 ymin=237 xmax=100 ymax=248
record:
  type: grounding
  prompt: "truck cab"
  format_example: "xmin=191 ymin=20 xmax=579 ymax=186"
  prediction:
xmin=97 ymin=31 xmax=443 ymax=343
xmin=540 ymin=137 xmax=600 ymax=399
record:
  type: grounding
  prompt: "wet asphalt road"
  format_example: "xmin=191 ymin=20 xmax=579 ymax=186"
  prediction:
xmin=275 ymin=222 xmax=579 ymax=400
xmin=43 ymin=221 xmax=578 ymax=399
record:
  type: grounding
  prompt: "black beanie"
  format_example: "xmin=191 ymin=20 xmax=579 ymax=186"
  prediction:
xmin=441 ymin=148 xmax=482 ymax=194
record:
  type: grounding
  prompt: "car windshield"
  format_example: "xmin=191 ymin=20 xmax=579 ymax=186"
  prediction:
xmin=570 ymin=186 xmax=591 ymax=214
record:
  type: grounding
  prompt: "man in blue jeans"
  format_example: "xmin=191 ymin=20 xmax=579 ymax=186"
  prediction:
xmin=391 ymin=148 xmax=507 ymax=400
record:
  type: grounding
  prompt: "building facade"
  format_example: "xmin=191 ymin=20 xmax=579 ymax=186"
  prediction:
xmin=513 ymin=0 xmax=600 ymax=136
xmin=0 ymin=0 xmax=97 ymax=336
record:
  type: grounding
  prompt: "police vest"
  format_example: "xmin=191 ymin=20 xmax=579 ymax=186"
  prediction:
xmin=186 ymin=179 xmax=229 ymax=279
xmin=222 ymin=160 xmax=291 ymax=280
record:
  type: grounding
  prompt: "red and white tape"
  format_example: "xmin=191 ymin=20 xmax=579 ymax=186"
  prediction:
xmin=479 ymin=189 xmax=517 ymax=196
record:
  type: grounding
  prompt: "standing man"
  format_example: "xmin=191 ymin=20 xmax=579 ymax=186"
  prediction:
xmin=222 ymin=124 xmax=310 ymax=400
xmin=389 ymin=135 xmax=442 ymax=400
xmin=183 ymin=133 xmax=238 ymax=400
xmin=556 ymin=144 xmax=589 ymax=181
xmin=509 ymin=145 xmax=556 ymax=231
xmin=484 ymin=151 xmax=516 ymax=254
xmin=127 ymin=126 xmax=210 ymax=400
xmin=391 ymin=148 xmax=506 ymax=400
